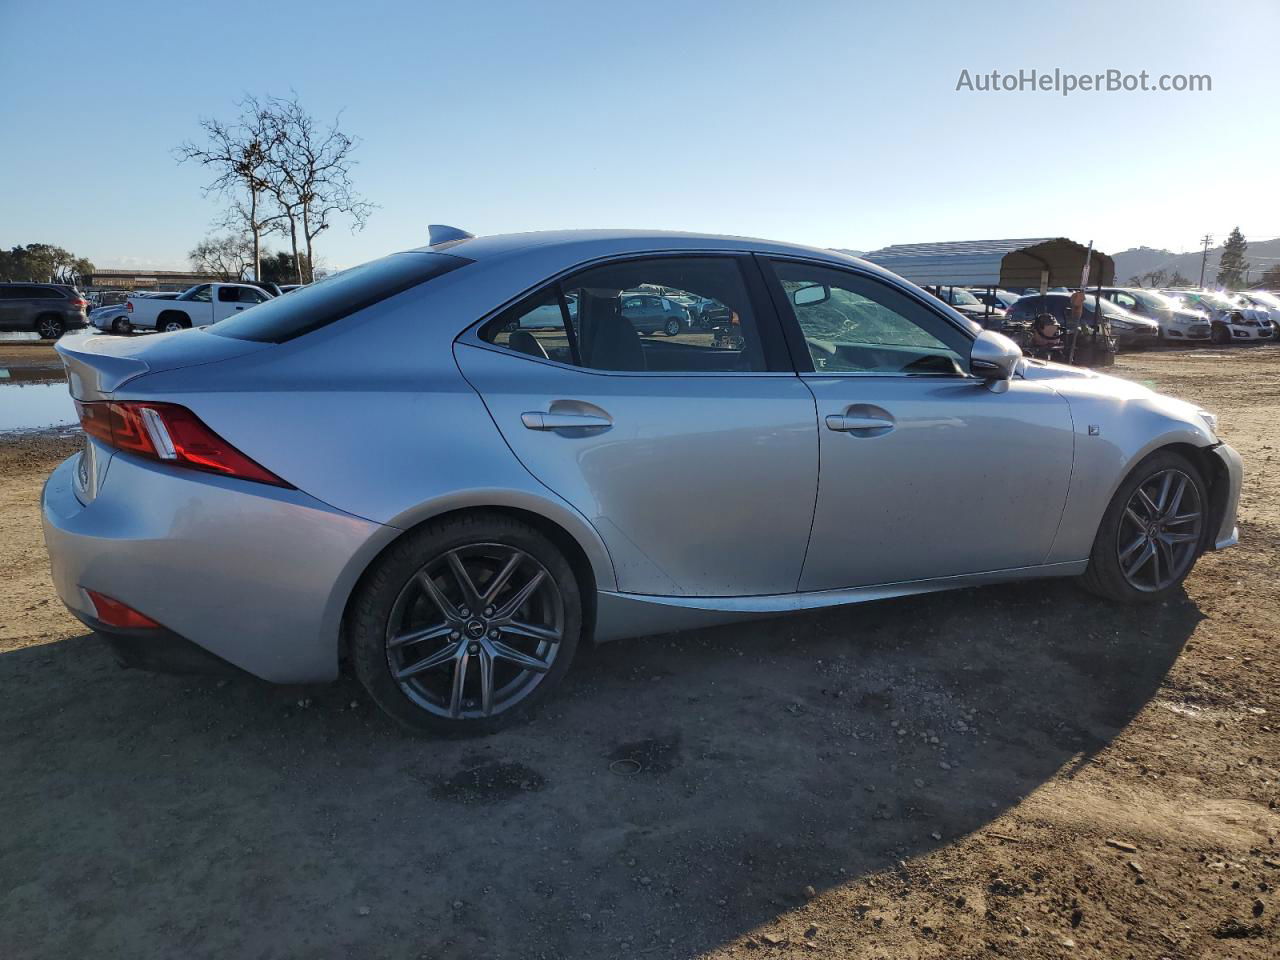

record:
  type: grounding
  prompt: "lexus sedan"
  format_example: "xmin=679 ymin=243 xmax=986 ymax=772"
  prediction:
xmin=43 ymin=229 xmax=1242 ymax=734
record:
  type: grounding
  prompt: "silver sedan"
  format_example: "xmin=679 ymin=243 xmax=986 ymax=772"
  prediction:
xmin=43 ymin=228 xmax=1243 ymax=734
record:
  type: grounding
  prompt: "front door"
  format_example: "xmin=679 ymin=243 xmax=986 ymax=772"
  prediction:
xmin=762 ymin=258 xmax=1076 ymax=591
xmin=456 ymin=254 xmax=818 ymax=597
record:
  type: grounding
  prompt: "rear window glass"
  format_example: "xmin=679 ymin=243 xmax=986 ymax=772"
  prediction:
xmin=210 ymin=252 xmax=470 ymax=343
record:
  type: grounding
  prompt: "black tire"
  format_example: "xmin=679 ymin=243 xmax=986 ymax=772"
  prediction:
xmin=111 ymin=317 xmax=132 ymax=335
xmin=158 ymin=313 xmax=190 ymax=333
xmin=1079 ymin=449 xmax=1209 ymax=604
xmin=35 ymin=315 xmax=64 ymax=340
xmin=664 ymin=318 xmax=682 ymax=336
xmin=348 ymin=512 xmax=582 ymax=736
xmin=1210 ymin=323 xmax=1230 ymax=345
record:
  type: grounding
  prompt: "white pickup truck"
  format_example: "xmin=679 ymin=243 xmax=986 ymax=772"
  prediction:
xmin=126 ymin=282 xmax=273 ymax=332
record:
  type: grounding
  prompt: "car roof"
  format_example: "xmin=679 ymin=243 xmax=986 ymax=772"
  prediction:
xmin=412 ymin=228 xmax=886 ymax=276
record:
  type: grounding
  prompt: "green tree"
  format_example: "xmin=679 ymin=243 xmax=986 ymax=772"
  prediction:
xmin=0 ymin=244 xmax=94 ymax=284
xmin=257 ymin=251 xmax=304 ymax=284
xmin=1215 ymin=227 xmax=1249 ymax=289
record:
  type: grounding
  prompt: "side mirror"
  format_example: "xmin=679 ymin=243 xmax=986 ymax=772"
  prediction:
xmin=970 ymin=329 xmax=1022 ymax=393
xmin=792 ymin=283 xmax=830 ymax=307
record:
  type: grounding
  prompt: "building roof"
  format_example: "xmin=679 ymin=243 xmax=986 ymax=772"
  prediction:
xmin=862 ymin=237 xmax=1114 ymax=289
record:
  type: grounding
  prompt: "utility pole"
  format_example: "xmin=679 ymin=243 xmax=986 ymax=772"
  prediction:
xmin=1199 ymin=233 xmax=1213 ymax=288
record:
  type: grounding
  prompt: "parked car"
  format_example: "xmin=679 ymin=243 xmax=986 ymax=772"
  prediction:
xmin=923 ymin=285 xmax=1006 ymax=326
xmin=966 ymin=288 xmax=1022 ymax=311
xmin=125 ymin=282 xmax=274 ymax=332
xmin=1162 ymin=290 xmax=1274 ymax=344
xmin=0 ymin=283 xmax=89 ymax=339
xmin=1234 ymin=290 xmax=1280 ymax=322
xmin=1006 ymin=293 xmax=1160 ymax=348
xmin=620 ymin=292 xmax=687 ymax=336
xmin=1095 ymin=287 xmax=1212 ymax=342
xmin=91 ymin=293 xmax=180 ymax=334
xmin=44 ymin=229 xmax=1242 ymax=734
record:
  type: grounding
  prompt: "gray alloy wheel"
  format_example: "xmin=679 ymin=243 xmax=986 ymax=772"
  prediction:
xmin=384 ymin=543 xmax=565 ymax=720
xmin=36 ymin=316 xmax=64 ymax=340
xmin=665 ymin=317 xmax=682 ymax=336
xmin=1115 ymin=468 xmax=1204 ymax=592
xmin=161 ymin=318 xmax=189 ymax=333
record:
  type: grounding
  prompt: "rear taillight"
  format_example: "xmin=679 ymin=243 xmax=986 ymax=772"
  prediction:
xmin=85 ymin=589 xmax=161 ymax=629
xmin=125 ymin=300 xmax=133 ymax=313
xmin=70 ymin=298 xmax=89 ymax=308
xmin=75 ymin=400 xmax=291 ymax=487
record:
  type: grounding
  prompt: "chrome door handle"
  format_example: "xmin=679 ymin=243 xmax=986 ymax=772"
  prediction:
xmin=521 ymin=411 xmax=612 ymax=430
xmin=825 ymin=414 xmax=894 ymax=433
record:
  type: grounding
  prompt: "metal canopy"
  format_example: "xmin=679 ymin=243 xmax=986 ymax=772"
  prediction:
xmin=862 ymin=237 xmax=1114 ymax=289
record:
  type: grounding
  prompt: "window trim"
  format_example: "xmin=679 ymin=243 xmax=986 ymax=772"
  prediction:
xmin=756 ymin=254 xmax=980 ymax=379
xmin=464 ymin=251 xmax=796 ymax=377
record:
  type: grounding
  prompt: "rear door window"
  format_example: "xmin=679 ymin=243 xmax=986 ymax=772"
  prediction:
xmin=479 ymin=256 xmax=779 ymax=373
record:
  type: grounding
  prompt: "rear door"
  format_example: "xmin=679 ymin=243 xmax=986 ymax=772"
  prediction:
xmin=761 ymin=257 xmax=1075 ymax=591
xmin=0 ymin=286 xmax=20 ymax=330
xmin=214 ymin=285 xmax=270 ymax=323
xmin=456 ymin=254 xmax=818 ymax=597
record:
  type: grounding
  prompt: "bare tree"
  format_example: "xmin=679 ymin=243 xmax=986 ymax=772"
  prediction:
xmin=263 ymin=95 xmax=374 ymax=283
xmin=176 ymin=96 xmax=283 ymax=282
xmin=189 ymin=233 xmax=254 ymax=281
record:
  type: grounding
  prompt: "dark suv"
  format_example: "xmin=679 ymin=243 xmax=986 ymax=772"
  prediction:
xmin=0 ymin=283 xmax=90 ymax=339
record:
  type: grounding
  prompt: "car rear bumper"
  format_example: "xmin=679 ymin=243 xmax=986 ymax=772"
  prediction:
xmin=41 ymin=451 xmax=395 ymax=683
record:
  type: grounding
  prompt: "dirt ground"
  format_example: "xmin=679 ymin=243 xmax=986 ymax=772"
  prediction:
xmin=0 ymin=346 xmax=1276 ymax=960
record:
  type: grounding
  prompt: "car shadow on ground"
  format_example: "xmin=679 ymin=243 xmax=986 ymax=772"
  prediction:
xmin=0 ymin=579 xmax=1201 ymax=958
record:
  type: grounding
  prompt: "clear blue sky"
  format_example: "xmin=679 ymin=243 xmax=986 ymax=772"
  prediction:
xmin=2 ymin=0 xmax=1276 ymax=271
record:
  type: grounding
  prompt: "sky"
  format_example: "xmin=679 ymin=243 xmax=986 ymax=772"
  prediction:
xmin=2 ymin=0 xmax=1277 ymax=272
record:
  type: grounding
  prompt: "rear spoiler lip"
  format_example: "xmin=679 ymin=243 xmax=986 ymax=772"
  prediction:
xmin=54 ymin=340 xmax=151 ymax=400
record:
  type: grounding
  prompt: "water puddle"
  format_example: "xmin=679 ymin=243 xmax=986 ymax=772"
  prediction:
xmin=0 ymin=379 xmax=78 ymax=432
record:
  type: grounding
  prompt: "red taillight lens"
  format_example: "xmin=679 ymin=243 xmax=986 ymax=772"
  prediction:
xmin=70 ymin=298 xmax=89 ymax=308
xmin=85 ymin=589 xmax=161 ymax=629
xmin=75 ymin=401 xmax=291 ymax=487
xmin=125 ymin=300 xmax=133 ymax=313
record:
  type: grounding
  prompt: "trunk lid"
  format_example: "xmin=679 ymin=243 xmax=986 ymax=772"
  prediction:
xmin=55 ymin=330 xmax=273 ymax=400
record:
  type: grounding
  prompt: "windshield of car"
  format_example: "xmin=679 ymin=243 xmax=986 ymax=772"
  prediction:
xmin=1244 ymin=290 xmax=1280 ymax=309
xmin=210 ymin=251 xmax=470 ymax=343
xmin=941 ymin=287 xmax=980 ymax=306
xmin=1087 ymin=295 xmax=1129 ymax=319
xmin=1130 ymin=289 xmax=1178 ymax=310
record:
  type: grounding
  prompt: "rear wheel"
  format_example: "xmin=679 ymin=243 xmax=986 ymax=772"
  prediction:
xmin=1080 ymin=450 xmax=1207 ymax=603
xmin=349 ymin=513 xmax=581 ymax=735
xmin=159 ymin=314 xmax=190 ymax=333
xmin=111 ymin=317 xmax=132 ymax=335
xmin=664 ymin=317 xmax=682 ymax=336
xmin=36 ymin=315 xmax=64 ymax=340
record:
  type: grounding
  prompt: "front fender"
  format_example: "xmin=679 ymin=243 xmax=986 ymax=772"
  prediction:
xmin=1044 ymin=378 xmax=1220 ymax=563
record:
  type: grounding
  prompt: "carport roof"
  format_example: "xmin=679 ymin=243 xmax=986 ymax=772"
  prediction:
xmin=861 ymin=237 xmax=1114 ymax=289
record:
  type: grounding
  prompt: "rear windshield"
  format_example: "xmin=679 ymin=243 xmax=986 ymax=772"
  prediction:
xmin=210 ymin=251 xmax=470 ymax=343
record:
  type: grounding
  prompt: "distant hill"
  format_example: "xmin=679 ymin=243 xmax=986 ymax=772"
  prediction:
xmin=1112 ymin=238 xmax=1280 ymax=286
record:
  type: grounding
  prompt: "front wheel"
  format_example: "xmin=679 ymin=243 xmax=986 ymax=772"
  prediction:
xmin=665 ymin=318 xmax=682 ymax=336
xmin=349 ymin=513 xmax=581 ymax=735
xmin=1211 ymin=323 xmax=1231 ymax=345
xmin=1079 ymin=450 xmax=1208 ymax=603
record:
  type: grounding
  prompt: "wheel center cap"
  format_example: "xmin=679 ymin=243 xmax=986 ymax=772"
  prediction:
xmin=465 ymin=619 xmax=486 ymax=639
